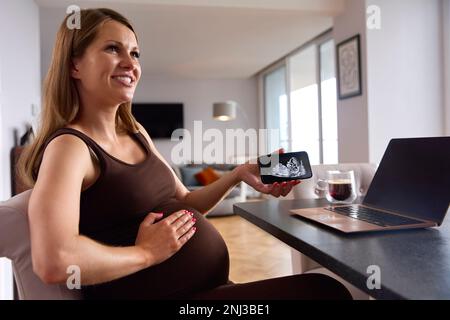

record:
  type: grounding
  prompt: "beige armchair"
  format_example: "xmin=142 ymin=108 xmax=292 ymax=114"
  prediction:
xmin=281 ymin=163 xmax=378 ymax=300
xmin=0 ymin=190 xmax=82 ymax=300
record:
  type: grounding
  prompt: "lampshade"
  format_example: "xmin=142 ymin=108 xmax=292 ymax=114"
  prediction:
xmin=213 ymin=101 xmax=237 ymax=121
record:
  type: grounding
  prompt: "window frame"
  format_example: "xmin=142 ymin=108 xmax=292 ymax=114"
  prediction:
xmin=258 ymin=29 xmax=337 ymax=164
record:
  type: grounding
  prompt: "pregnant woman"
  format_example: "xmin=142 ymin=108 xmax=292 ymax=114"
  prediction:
xmin=18 ymin=8 xmax=350 ymax=300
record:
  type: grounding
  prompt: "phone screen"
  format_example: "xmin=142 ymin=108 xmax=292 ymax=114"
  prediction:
xmin=257 ymin=151 xmax=312 ymax=184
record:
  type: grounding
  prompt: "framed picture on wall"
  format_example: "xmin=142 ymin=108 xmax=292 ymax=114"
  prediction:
xmin=336 ymin=34 xmax=362 ymax=99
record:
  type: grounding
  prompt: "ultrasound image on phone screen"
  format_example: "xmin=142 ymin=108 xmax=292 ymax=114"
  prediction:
xmin=257 ymin=151 xmax=312 ymax=184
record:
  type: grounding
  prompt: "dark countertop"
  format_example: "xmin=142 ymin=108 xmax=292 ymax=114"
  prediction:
xmin=234 ymin=198 xmax=450 ymax=300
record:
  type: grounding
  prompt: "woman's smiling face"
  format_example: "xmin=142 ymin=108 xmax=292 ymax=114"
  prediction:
xmin=71 ymin=20 xmax=141 ymax=106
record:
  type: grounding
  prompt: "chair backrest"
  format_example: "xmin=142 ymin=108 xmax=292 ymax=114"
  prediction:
xmin=0 ymin=190 xmax=82 ymax=300
xmin=290 ymin=163 xmax=378 ymax=200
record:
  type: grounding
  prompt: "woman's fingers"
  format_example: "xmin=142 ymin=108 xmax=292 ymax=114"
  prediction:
xmin=271 ymin=182 xmax=282 ymax=197
xmin=163 ymin=209 xmax=197 ymax=239
xmin=280 ymin=182 xmax=291 ymax=197
xmin=171 ymin=210 xmax=194 ymax=229
xmin=178 ymin=226 xmax=197 ymax=245
xmin=136 ymin=209 xmax=197 ymax=265
xmin=142 ymin=212 xmax=164 ymax=226
xmin=254 ymin=181 xmax=272 ymax=194
xmin=273 ymin=148 xmax=285 ymax=154
xmin=176 ymin=217 xmax=196 ymax=238
xmin=165 ymin=209 xmax=192 ymax=225
xmin=271 ymin=180 xmax=301 ymax=197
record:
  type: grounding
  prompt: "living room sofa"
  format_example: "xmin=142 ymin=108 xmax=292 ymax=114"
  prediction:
xmin=171 ymin=163 xmax=247 ymax=217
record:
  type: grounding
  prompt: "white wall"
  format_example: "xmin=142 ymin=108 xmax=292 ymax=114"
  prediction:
xmin=39 ymin=6 xmax=62 ymax=82
xmin=0 ymin=0 xmax=41 ymax=201
xmin=332 ymin=0 xmax=446 ymax=164
xmin=39 ymin=6 xmax=260 ymax=165
xmin=333 ymin=0 xmax=370 ymax=163
xmin=133 ymin=75 xmax=258 ymax=164
xmin=0 ymin=47 xmax=3 ymax=201
xmin=444 ymin=0 xmax=450 ymax=135
xmin=366 ymin=0 xmax=445 ymax=163
xmin=0 ymin=0 xmax=41 ymax=301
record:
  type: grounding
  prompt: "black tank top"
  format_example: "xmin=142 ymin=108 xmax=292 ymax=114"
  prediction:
xmin=42 ymin=128 xmax=230 ymax=298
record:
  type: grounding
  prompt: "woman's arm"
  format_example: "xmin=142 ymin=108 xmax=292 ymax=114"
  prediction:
xmin=29 ymin=134 xmax=149 ymax=284
xmin=29 ymin=134 xmax=195 ymax=285
xmin=181 ymin=164 xmax=300 ymax=214
xmin=182 ymin=168 xmax=241 ymax=214
xmin=136 ymin=124 xmax=300 ymax=214
xmin=135 ymin=123 xmax=241 ymax=213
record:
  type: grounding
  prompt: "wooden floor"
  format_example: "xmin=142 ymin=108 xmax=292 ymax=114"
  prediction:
xmin=207 ymin=214 xmax=294 ymax=283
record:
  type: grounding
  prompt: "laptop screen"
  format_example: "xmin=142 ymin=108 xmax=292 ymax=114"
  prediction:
xmin=364 ymin=137 xmax=450 ymax=225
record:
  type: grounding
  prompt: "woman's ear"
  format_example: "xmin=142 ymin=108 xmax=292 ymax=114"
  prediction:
xmin=71 ymin=59 xmax=81 ymax=79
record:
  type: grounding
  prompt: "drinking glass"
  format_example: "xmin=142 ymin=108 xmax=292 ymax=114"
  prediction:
xmin=316 ymin=170 xmax=357 ymax=205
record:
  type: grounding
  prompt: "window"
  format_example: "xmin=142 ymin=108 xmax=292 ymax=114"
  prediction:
xmin=289 ymin=45 xmax=320 ymax=164
xmin=320 ymin=40 xmax=338 ymax=164
xmin=261 ymin=33 xmax=338 ymax=165
xmin=264 ymin=66 xmax=288 ymax=153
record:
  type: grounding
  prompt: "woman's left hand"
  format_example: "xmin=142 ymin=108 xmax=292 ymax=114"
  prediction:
xmin=235 ymin=163 xmax=301 ymax=198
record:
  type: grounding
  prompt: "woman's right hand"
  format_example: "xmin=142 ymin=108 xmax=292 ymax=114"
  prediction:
xmin=135 ymin=210 xmax=197 ymax=267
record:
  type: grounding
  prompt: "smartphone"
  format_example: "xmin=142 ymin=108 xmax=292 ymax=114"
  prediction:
xmin=257 ymin=151 xmax=313 ymax=184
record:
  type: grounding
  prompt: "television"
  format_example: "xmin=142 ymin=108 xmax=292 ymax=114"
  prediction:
xmin=131 ymin=103 xmax=184 ymax=139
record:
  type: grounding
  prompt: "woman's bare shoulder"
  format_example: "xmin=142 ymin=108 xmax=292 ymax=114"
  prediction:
xmin=38 ymin=133 xmax=92 ymax=183
xmin=45 ymin=132 xmax=89 ymax=155
xmin=29 ymin=132 xmax=93 ymax=219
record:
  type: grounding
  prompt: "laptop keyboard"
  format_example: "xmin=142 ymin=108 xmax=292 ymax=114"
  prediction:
xmin=325 ymin=205 xmax=424 ymax=227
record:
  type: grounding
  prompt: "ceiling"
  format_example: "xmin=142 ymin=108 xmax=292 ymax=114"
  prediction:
xmin=36 ymin=0 xmax=344 ymax=79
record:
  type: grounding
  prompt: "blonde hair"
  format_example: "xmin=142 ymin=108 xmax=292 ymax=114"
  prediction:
xmin=18 ymin=8 xmax=140 ymax=188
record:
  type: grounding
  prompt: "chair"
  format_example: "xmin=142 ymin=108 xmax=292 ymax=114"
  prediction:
xmin=274 ymin=163 xmax=378 ymax=300
xmin=0 ymin=190 xmax=82 ymax=299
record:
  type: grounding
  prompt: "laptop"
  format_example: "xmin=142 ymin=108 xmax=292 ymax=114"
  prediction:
xmin=290 ymin=137 xmax=450 ymax=233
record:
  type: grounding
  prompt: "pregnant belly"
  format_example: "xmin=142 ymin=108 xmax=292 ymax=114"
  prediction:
xmin=83 ymin=201 xmax=230 ymax=299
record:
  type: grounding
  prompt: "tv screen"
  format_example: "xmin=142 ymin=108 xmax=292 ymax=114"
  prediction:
xmin=132 ymin=103 xmax=184 ymax=139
